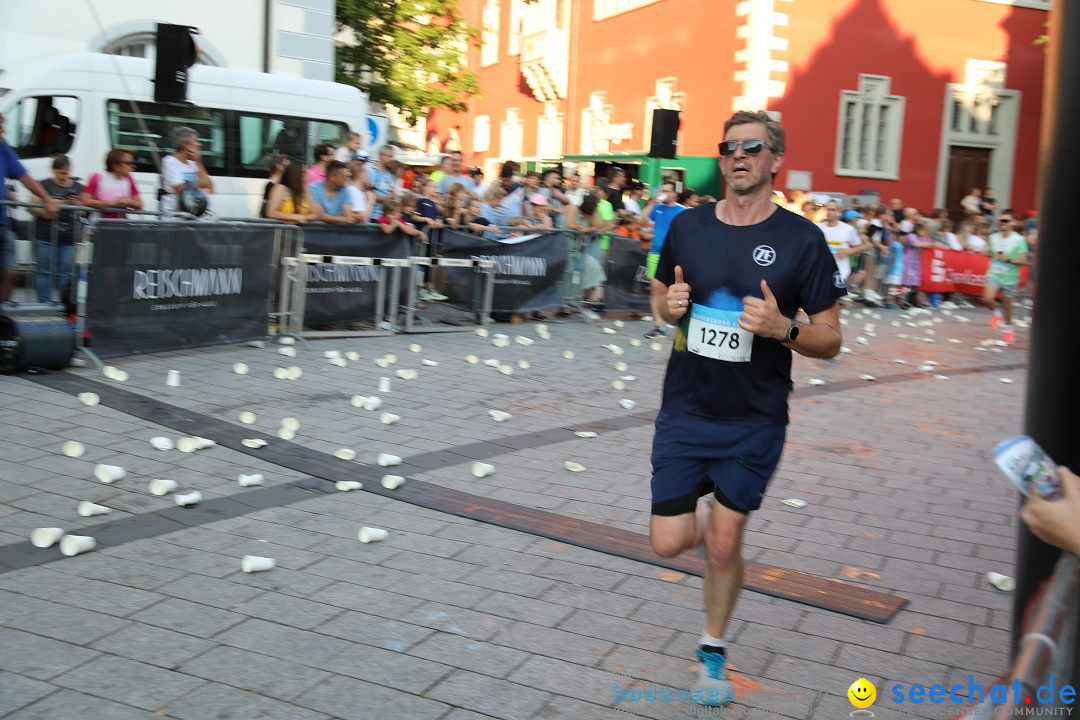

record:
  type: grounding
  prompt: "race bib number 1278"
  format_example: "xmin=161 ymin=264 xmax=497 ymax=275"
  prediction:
xmin=687 ymin=304 xmax=752 ymax=362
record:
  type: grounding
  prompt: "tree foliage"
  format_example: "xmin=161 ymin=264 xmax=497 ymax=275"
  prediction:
xmin=336 ymin=0 xmax=482 ymax=125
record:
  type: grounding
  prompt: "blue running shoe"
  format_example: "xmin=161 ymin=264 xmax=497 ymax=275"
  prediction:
xmin=693 ymin=646 xmax=734 ymax=706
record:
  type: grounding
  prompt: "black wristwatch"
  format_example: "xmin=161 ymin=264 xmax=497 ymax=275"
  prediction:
xmin=780 ymin=317 xmax=799 ymax=344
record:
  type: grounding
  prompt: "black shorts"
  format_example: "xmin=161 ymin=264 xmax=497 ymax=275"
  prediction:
xmin=650 ymin=411 xmax=786 ymax=516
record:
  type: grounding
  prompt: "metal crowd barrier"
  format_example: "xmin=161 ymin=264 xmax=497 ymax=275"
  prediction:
xmin=403 ymin=255 xmax=495 ymax=333
xmin=960 ymin=552 xmax=1079 ymax=718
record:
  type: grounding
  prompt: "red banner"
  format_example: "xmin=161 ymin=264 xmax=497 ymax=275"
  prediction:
xmin=919 ymin=249 xmax=1027 ymax=295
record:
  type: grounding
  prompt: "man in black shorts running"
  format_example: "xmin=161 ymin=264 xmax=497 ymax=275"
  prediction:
xmin=649 ymin=110 xmax=843 ymax=706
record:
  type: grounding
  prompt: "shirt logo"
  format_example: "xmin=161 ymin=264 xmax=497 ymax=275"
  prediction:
xmin=833 ymin=270 xmax=846 ymax=288
xmin=752 ymin=245 xmax=776 ymax=266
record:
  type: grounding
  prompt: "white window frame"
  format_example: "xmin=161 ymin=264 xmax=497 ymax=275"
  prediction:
xmin=508 ymin=0 xmax=525 ymax=56
xmin=480 ymin=0 xmax=500 ymax=67
xmin=500 ymin=108 xmax=524 ymax=160
xmin=473 ymin=114 xmax=491 ymax=153
xmin=835 ymin=74 xmax=904 ymax=181
xmin=594 ymin=0 xmax=662 ymax=21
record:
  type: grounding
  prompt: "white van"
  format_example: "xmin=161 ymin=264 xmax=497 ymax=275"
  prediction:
xmin=0 ymin=53 xmax=368 ymax=217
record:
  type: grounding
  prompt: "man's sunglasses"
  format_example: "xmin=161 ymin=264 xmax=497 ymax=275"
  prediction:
xmin=718 ymin=139 xmax=771 ymax=156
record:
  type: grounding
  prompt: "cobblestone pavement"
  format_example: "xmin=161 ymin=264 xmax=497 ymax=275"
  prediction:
xmin=0 ymin=302 xmax=1030 ymax=719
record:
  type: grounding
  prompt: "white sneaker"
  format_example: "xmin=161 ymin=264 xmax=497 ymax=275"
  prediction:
xmin=426 ymin=289 xmax=449 ymax=301
xmin=417 ymin=288 xmax=434 ymax=301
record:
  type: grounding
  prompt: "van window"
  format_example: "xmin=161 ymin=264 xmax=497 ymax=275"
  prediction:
xmin=235 ymin=113 xmax=348 ymax=178
xmin=2 ymin=96 xmax=80 ymax=159
xmin=106 ymin=100 xmax=226 ymax=175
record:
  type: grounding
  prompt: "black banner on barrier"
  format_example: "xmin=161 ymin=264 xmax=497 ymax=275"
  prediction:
xmin=605 ymin=234 xmax=651 ymax=312
xmin=439 ymin=230 xmax=567 ymax=313
xmin=300 ymin=225 xmax=411 ymax=323
xmin=86 ymin=222 xmax=274 ymax=359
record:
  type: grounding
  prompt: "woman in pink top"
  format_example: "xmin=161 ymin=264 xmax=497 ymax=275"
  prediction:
xmin=80 ymin=147 xmax=142 ymax=218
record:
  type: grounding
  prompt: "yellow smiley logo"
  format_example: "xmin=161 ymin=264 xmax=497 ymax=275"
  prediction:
xmin=848 ymin=678 xmax=876 ymax=709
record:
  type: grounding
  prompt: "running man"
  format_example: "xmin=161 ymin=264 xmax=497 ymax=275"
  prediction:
xmin=649 ymin=110 xmax=843 ymax=706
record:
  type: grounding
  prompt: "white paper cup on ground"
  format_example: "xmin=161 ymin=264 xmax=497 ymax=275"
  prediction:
xmin=114 ymin=370 xmax=129 ymax=382
xmin=378 ymin=377 xmax=391 ymax=393
xmin=242 ymin=555 xmax=275 ymax=573
xmin=374 ymin=358 xmax=390 ymax=368
xmin=149 ymin=478 xmax=179 ymax=496
xmin=281 ymin=417 xmax=300 ymax=431
xmin=476 ymin=327 xmax=490 ymax=337
xmin=78 ymin=501 xmax=111 ymax=517
xmin=488 ymin=410 xmax=511 ymax=422
xmin=335 ymin=480 xmax=363 ymax=491
xmin=31 ymin=527 xmax=65 ymax=548
xmin=562 ymin=350 xmax=575 ymax=360
xmin=629 ymin=338 xmax=641 ymax=347
xmin=62 ymin=441 xmax=85 ymax=458
xmin=103 ymin=365 xmax=120 ymax=380
xmin=278 ymin=346 xmax=297 ymax=357
xmin=515 ymin=336 xmax=534 ymax=345
xmin=614 ymin=361 xmax=628 ymax=372
xmin=466 ymin=355 xmax=479 ymax=364
xmin=517 ymin=360 xmax=530 ymax=370
xmin=238 ymin=473 xmax=264 ymax=487
xmin=351 ymin=395 xmax=367 ymax=408
xmin=78 ymin=392 xmax=100 ymax=406
xmin=278 ymin=427 xmax=296 ymax=440
xmin=334 ymin=448 xmax=357 ymax=461
xmin=987 ymin=572 xmax=1015 ymax=592
xmin=177 ymin=437 xmax=201 ymax=453
xmin=241 ymin=438 xmax=268 ymax=449
xmin=363 ymin=396 xmax=382 ymax=411
xmin=381 ymin=475 xmax=405 ymax=489
xmin=94 ymin=464 xmax=126 ymax=483
xmin=149 ymin=436 xmax=174 ymax=451
xmin=575 ymin=431 xmax=598 ymax=438
xmin=329 ymin=357 xmax=347 ymax=368
xmin=409 ymin=343 xmax=423 ymax=353
xmin=175 ymin=491 xmax=203 ymax=507
xmin=358 ymin=527 xmax=388 ymax=543
xmin=233 ymin=363 xmax=249 ymax=375
xmin=279 ymin=336 xmax=296 ymax=346
xmin=239 ymin=411 xmax=256 ymax=424
xmin=323 ymin=350 xmax=342 ymax=359
xmin=245 ymin=340 xmax=266 ymax=348
xmin=60 ymin=535 xmax=96 ymax=557
xmin=564 ymin=461 xmax=586 ymax=472
xmin=650 ymin=342 xmax=663 ymax=351
xmin=498 ymin=364 xmax=513 ymax=376
xmin=166 ymin=370 xmax=181 ymax=387
xmin=380 ymin=413 xmax=400 ymax=425
xmin=345 ymin=351 xmax=360 ymax=362
xmin=384 ymin=353 xmax=398 ymax=365
xmin=395 ymin=369 xmax=418 ymax=380
xmin=619 ymin=399 xmax=636 ymax=410
xmin=286 ymin=366 xmax=303 ymax=380
xmin=377 ymin=453 xmax=402 ymax=467
xmin=273 ymin=367 xmax=288 ymax=380
xmin=612 ymin=380 xmax=626 ymax=391
xmin=482 ymin=358 xmax=500 ymax=367
xmin=421 ymin=359 xmax=438 ymax=366
xmin=471 ymin=462 xmax=495 ymax=478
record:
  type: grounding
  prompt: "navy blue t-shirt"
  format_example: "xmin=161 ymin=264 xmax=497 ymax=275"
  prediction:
xmin=655 ymin=203 xmax=843 ymax=425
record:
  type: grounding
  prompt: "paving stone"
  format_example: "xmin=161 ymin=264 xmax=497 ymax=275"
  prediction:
xmin=230 ymin=590 xmax=345 ymax=630
xmin=493 ymin=621 xmax=616 ymax=667
xmin=410 ymin=631 xmax=531 ymax=679
xmin=6 ymin=689 xmax=152 ymax=720
xmin=315 ymin=609 xmax=434 ymax=652
xmin=89 ymin=623 xmax=216 ymax=670
xmin=10 ymin=597 xmax=130 ymax=645
xmin=0 ymin=567 xmax=163 ymax=617
xmin=158 ymin=681 xmax=333 ymax=720
xmin=0 ymin=672 xmax=56 ymax=716
xmin=426 ymin=669 xmax=552 ymax=720
xmin=151 ymin=573 xmax=268 ymax=610
xmin=215 ymin=618 xmax=353 ymax=667
xmin=177 ymin=645 xmax=331 ymax=701
xmin=472 ymin=590 xmax=576 ymax=627
xmin=322 ymin=641 xmax=452 ymax=694
xmin=0 ymin=629 xmax=101 ymax=681
xmin=397 ymin=601 xmax=511 ymax=641
xmin=293 ymin=672 xmax=450 ymax=720
xmin=129 ymin=598 xmax=247 ymax=638
xmin=52 ymin=654 xmax=205 ymax=711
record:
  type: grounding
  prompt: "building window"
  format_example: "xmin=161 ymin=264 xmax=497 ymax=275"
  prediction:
xmin=480 ymin=0 xmax=500 ymax=67
xmin=101 ymin=33 xmax=217 ymax=66
xmin=508 ymin=0 xmax=525 ymax=56
xmin=835 ymin=74 xmax=904 ymax=180
xmin=474 ymin=114 xmax=491 ymax=153
xmin=594 ymin=0 xmax=662 ymax=21
xmin=500 ymin=108 xmax=523 ymax=160
xmin=536 ymin=103 xmax=564 ymax=158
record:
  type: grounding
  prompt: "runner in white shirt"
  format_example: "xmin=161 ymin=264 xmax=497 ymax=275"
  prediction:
xmin=816 ymin=201 xmax=865 ymax=287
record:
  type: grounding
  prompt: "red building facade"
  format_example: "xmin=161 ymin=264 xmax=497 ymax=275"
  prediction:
xmin=432 ymin=0 xmax=1048 ymax=214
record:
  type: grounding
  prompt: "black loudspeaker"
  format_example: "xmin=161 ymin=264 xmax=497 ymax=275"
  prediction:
xmin=154 ymin=24 xmax=199 ymax=105
xmin=649 ymin=109 xmax=680 ymax=159
xmin=0 ymin=306 xmax=76 ymax=374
